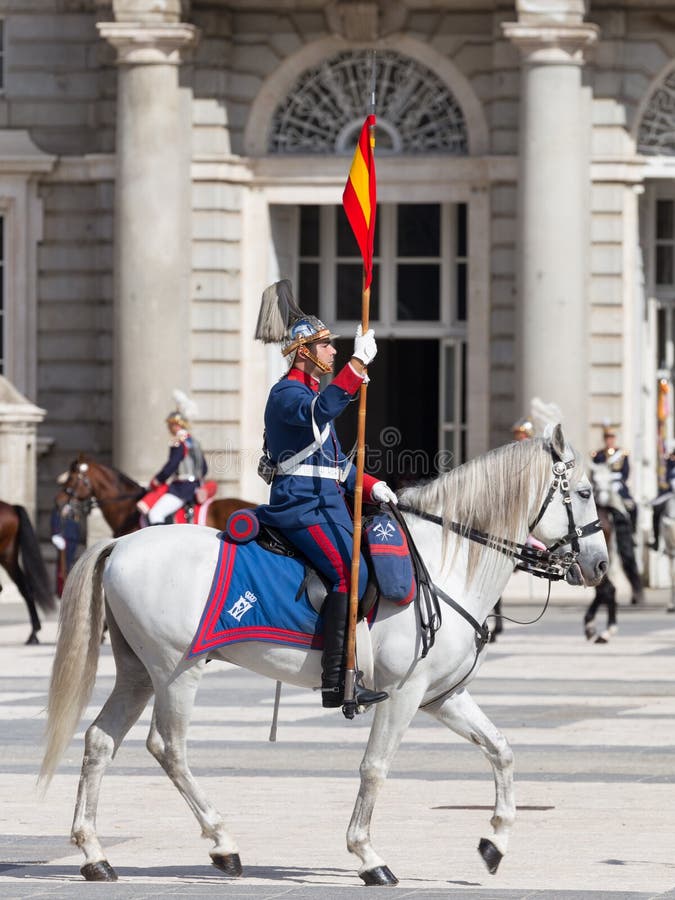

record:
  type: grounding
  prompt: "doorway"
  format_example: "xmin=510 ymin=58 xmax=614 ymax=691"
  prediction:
xmin=333 ymin=337 xmax=439 ymax=490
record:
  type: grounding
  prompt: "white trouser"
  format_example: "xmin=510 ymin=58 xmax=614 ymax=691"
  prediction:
xmin=148 ymin=492 xmax=184 ymax=525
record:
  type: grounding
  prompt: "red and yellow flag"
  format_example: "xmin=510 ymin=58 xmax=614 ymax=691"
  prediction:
xmin=342 ymin=114 xmax=377 ymax=289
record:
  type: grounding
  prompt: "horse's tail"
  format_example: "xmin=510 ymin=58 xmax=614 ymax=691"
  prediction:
xmin=39 ymin=538 xmax=116 ymax=789
xmin=14 ymin=505 xmax=55 ymax=613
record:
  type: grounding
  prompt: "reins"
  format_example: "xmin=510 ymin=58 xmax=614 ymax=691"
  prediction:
xmin=388 ymin=445 xmax=603 ymax=709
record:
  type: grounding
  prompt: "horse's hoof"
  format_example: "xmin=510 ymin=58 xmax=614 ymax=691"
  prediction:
xmin=584 ymin=623 xmax=595 ymax=641
xmin=25 ymin=631 xmax=39 ymax=645
xmin=360 ymin=865 xmax=399 ymax=886
xmin=593 ymin=632 xmax=609 ymax=644
xmin=211 ymin=852 xmax=243 ymax=877
xmin=478 ymin=837 xmax=503 ymax=874
xmin=80 ymin=860 xmax=118 ymax=882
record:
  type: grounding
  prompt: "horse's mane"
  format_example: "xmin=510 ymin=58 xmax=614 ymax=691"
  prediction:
xmin=399 ymin=437 xmax=581 ymax=586
xmin=75 ymin=454 xmax=143 ymax=492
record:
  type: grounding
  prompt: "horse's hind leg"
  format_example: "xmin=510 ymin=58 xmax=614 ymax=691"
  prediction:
xmin=6 ymin=562 xmax=41 ymax=643
xmin=146 ymin=662 xmax=242 ymax=876
xmin=425 ymin=688 xmax=514 ymax=875
xmin=72 ymin=626 xmax=154 ymax=881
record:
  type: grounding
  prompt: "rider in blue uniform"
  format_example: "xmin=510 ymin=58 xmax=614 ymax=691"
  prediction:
xmin=255 ymin=280 xmax=395 ymax=709
xmin=591 ymin=424 xmax=643 ymax=605
xmin=649 ymin=442 xmax=675 ymax=550
xmin=138 ymin=400 xmax=207 ymax=525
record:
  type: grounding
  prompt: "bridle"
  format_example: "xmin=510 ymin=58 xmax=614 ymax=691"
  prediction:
xmin=60 ymin=462 xmax=144 ymax=518
xmin=392 ymin=445 xmax=603 ymax=709
xmin=398 ymin=447 xmax=602 ymax=584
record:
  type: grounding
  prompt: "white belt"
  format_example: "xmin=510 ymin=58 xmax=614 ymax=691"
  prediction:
xmin=284 ymin=464 xmax=342 ymax=480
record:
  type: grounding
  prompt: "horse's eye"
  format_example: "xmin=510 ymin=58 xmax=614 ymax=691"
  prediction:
xmin=578 ymin=489 xmax=591 ymax=500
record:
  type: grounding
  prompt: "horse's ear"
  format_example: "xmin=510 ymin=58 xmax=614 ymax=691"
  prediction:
xmin=550 ymin=423 xmax=566 ymax=457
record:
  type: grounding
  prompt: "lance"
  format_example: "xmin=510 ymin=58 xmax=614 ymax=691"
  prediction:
xmin=342 ymin=53 xmax=377 ymax=718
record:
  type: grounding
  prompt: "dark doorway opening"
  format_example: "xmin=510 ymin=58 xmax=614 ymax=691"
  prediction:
xmin=332 ymin=338 xmax=439 ymax=491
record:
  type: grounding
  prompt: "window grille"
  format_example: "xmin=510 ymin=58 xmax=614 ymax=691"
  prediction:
xmin=269 ymin=49 xmax=468 ymax=156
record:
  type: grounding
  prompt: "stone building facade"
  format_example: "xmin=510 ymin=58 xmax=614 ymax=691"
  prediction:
xmin=2 ymin=0 xmax=675 ymax=554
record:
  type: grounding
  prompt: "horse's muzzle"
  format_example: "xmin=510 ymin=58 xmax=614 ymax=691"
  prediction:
xmin=566 ymin=554 xmax=608 ymax=587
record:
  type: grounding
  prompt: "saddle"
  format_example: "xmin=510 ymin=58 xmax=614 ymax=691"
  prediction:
xmin=223 ymin=507 xmax=416 ymax=619
xmin=139 ymin=480 xmax=218 ymax=525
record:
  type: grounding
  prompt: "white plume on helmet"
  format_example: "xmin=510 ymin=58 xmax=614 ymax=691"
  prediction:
xmin=166 ymin=389 xmax=198 ymax=429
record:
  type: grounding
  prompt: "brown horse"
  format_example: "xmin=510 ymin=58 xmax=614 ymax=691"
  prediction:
xmin=56 ymin=453 xmax=255 ymax=538
xmin=0 ymin=502 xmax=54 ymax=644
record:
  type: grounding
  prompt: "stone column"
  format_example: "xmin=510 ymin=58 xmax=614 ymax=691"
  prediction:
xmin=0 ymin=376 xmax=46 ymax=522
xmin=97 ymin=21 xmax=198 ymax=480
xmin=503 ymin=19 xmax=597 ymax=452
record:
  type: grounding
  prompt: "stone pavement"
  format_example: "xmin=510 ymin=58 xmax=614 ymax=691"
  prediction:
xmin=2 ymin=587 xmax=675 ymax=900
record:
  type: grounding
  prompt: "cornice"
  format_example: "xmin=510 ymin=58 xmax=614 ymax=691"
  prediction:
xmin=502 ymin=21 xmax=599 ymax=65
xmin=97 ymin=21 xmax=200 ymax=65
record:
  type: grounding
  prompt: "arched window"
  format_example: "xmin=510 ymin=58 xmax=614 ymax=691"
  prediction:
xmin=638 ymin=70 xmax=675 ymax=156
xmin=268 ymin=49 xmax=468 ymax=155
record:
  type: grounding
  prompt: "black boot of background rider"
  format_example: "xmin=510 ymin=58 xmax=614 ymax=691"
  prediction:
xmin=649 ymin=506 xmax=662 ymax=550
xmin=320 ymin=592 xmax=388 ymax=709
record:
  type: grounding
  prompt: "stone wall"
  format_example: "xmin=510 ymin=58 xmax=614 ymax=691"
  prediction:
xmin=588 ymin=11 xmax=675 ymax=442
xmin=2 ymin=4 xmax=104 ymax=157
xmin=36 ymin=175 xmax=113 ymax=535
xmin=191 ymin=176 xmax=243 ymax=496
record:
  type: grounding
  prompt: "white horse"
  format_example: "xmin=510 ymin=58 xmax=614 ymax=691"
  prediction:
xmin=40 ymin=426 xmax=607 ymax=885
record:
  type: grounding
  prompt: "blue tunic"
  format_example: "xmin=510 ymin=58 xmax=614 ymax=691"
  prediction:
xmin=153 ymin=434 xmax=207 ymax=503
xmin=256 ymin=365 xmax=377 ymax=532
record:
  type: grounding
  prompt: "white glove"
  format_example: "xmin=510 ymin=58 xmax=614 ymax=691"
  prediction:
xmin=51 ymin=534 xmax=66 ymax=551
xmin=371 ymin=481 xmax=398 ymax=505
xmin=352 ymin=324 xmax=377 ymax=366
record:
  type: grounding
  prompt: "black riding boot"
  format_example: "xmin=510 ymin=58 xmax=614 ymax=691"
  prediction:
xmin=320 ymin=592 xmax=388 ymax=710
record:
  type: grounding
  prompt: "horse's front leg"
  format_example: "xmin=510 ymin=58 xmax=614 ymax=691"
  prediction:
xmin=424 ymin=687 xmax=514 ymax=874
xmin=347 ymin=686 xmax=424 ymax=885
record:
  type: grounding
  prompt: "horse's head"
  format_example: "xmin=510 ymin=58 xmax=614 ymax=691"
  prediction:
xmin=529 ymin=424 xmax=609 ymax=587
xmin=55 ymin=454 xmax=98 ymax=512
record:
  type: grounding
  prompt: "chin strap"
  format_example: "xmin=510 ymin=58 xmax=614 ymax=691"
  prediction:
xmin=296 ymin=344 xmax=332 ymax=375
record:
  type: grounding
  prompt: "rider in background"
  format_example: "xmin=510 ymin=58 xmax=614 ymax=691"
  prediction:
xmin=591 ymin=424 xmax=643 ymax=605
xmin=137 ymin=392 xmax=207 ymax=525
xmin=591 ymin=424 xmax=637 ymax=529
xmin=648 ymin=440 xmax=675 ymax=550
xmin=254 ymin=279 xmax=393 ymax=710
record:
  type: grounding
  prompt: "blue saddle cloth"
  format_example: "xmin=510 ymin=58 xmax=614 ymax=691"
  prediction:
xmin=189 ymin=537 xmax=326 ymax=657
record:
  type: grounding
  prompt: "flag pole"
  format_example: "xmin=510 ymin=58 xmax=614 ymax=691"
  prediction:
xmin=343 ymin=52 xmax=376 ymax=718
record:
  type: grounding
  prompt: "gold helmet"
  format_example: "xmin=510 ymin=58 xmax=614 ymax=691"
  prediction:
xmin=281 ymin=315 xmax=338 ymax=358
xmin=255 ymin=279 xmax=338 ymax=373
xmin=512 ymin=417 xmax=534 ymax=439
